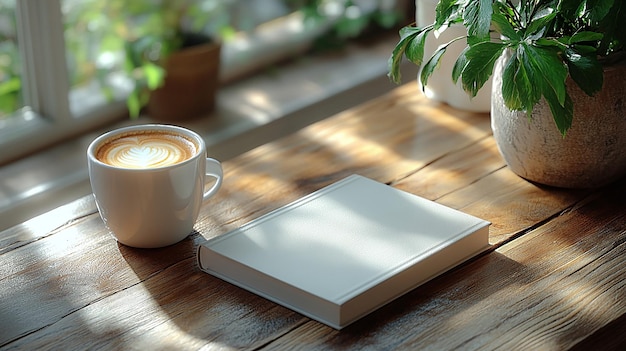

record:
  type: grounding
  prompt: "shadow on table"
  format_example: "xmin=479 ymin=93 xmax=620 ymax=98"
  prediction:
xmin=118 ymin=231 xmax=304 ymax=349
xmin=332 ymin=251 xmax=525 ymax=346
xmin=119 ymin=230 xmax=522 ymax=350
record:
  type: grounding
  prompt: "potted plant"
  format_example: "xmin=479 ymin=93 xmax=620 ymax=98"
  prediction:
xmin=388 ymin=0 xmax=626 ymax=188
xmin=109 ymin=0 xmax=231 ymax=120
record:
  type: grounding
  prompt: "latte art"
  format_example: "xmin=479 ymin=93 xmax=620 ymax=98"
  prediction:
xmin=107 ymin=141 xmax=184 ymax=168
xmin=97 ymin=131 xmax=198 ymax=169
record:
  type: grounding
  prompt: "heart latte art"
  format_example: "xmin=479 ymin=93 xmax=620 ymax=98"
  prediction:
xmin=96 ymin=131 xmax=198 ymax=169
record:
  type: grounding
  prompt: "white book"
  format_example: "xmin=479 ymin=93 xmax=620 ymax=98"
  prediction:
xmin=197 ymin=174 xmax=490 ymax=329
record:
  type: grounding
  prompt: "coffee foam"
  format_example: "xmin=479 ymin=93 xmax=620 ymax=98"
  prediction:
xmin=96 ymin=130 xmax=198 ymax=169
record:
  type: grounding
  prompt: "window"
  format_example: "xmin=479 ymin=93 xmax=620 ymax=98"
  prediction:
xmin=0 ymin=0 xmax=404 ymax=165
xmin=0 ymin=0 xmax=21 ymax=120
xmin=0 ymin=0 xmax=110 ymax=166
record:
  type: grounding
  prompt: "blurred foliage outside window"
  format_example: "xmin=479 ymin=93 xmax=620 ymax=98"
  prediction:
xmin=0 ymin=0 xmax=21 ymax=120
xmin=0 ymin=0 xmax=401 ymax=121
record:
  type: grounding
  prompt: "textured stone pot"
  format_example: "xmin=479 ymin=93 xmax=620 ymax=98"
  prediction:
xmin=491 ymin=53 xmax=626 ymax=188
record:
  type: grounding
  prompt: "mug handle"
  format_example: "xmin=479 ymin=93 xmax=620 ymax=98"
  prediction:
xmin=204 ymin=158 xmax=223 ymax=200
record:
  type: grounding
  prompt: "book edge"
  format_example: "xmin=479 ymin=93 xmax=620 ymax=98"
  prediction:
xmin=338 ymin=224 xmax=490 ymax=327
xmin=198 ymin=243 xmax=344 ymax=329
xmin=334 ymin=219 xmax=491 ymax=303
xmin=197 ymin=222 xmax=491 ymax=330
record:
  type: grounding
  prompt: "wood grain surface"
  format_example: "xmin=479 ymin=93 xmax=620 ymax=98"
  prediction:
xmin=1 ymin=83 xmax=624 ymax=350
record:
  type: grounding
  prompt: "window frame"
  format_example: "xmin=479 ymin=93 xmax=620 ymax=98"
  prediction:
xmin=0 ymin=0 xmax=407 ymax=165
xmin=0 ymin=0 xmax=126 ymax=165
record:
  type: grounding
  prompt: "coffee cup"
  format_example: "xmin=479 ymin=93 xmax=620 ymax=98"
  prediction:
xmin=87 ymin=124 xmax=223 ymax=248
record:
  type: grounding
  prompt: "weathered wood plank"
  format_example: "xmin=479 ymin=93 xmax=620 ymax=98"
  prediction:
xmin=0 ymin=209 xmax=308 ymax=349
xmin=0 ymin=196 xmax=98 ymax=253
xmin=569 ymin=312 xmax=626 ymax=350
xmin=396 ymin=158 xmax=590 ymax=244
xmin=4 ymin=252 xmax=305 ymax=350
xmin=196 ymin=84 xmax=493 ymax=236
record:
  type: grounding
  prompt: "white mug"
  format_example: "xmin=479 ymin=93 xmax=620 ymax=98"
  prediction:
xmin=87 ymin=124 xmax=223 ymax=248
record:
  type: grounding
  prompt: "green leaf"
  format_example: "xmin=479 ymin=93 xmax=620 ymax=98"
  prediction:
xmin=124 ymin=41 xmax=141 ymax=71
xmin=420 ymin=44 xmax=447 ymax=88
xmin=434 ymin=0 xmax=460 ymax=29
xmin=0 ymin=94 xmax=18 ymax=114
xmin=569 ymin=31 xmax=604 ymax=44
xmin=543 ymin=82 xmax=574 ymax=136
xmin=0 ymin=78 xmax=20 ymax=95
xmin=463 ymin=0 xmax=493 ymax=39
xmin=460 ymin=41 xmax=506 ymax=97
xmin=399 ymin=25 xmax=421 ymax=39
xmin=100 ymin=32 xmax=125 ymax=52
xmin=405 ymin=29 xmax=431 ymax=65
xmin=522 ymin=44 xmax=568 ymax=107
xmin=516 ymin=44 xmax=572 ymax=135
xmin=513 ymin=49 xmax=542 ymax=115
xmin=451 ymin=45 xmax=470 ymax=84
xmin=387 ymin=25 xmax=432 ymax=84
xmin=501 ymin=53 xmax=524 ymax=111
xmin=143 ymin=62 xmax=165 ymax=90
xmin=219 ymin=26 xmax=237 ymax=41
xmin=564 ymin=47 xmax=603 ymax=96
xmin=491 ymin=8 xmax=521 ymax=41
xmin=586 ymin=0 xmax=614 ymax=23
xmin=597 ymin=0 xmax=624 ymax=55
xmin=536 ymin=38 xmax=567 ymax=50
xmin=493 ymin=0 xmax=517 ymax=21
xmin=525 ymin=7 xmax=555 ymax=38
xmin=127 ymin=91 xmax=141 ymax=119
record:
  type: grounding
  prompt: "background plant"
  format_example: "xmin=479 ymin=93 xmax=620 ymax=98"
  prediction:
xmin=389 ymin=0 xmax=625 ymax=135
xmin=296 ymin=0 xmax=402 ymax=51
xmin=0 ymin=0 xmax=403 ymax=120
xmin=97 ymin=0 xmax=235 ymax=118
xmin=0 ymin=2 xmax=20 ymax=119
xmin=0 ymin=0 xmax=238 ymax=119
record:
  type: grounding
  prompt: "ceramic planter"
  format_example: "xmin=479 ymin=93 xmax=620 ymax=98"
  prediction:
xmin=147 ymin=41 xmax=221 ymax=121
xmin=415 ymin=0 xmax=491 ymax=112
xmin=491 ymin=53 xmax=626 ymax=188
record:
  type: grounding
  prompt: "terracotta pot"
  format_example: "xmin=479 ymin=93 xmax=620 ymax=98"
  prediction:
xmin=147 ymin=41 xmax=221 ymax=121
xmin=491 ymin=53 xmax=626 ymax=188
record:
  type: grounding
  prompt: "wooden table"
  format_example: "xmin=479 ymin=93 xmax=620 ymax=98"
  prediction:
xmin=2 ymin=83 xmax=626 ymax=350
